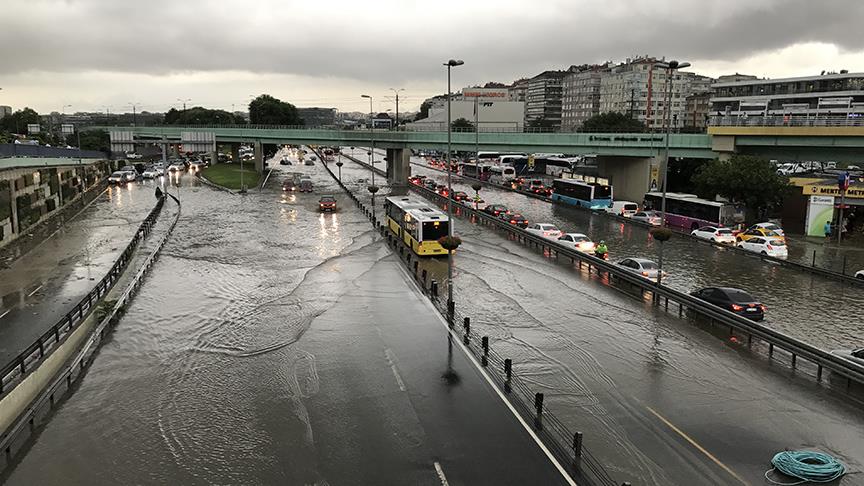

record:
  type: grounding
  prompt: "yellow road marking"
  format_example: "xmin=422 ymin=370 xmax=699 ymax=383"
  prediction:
xmin=645 ymin=406 xmax=750 ymax=486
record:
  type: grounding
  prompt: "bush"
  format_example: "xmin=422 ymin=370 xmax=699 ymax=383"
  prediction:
xmin=438 ymin=235 xmax=462 ymax=251
xmin=650 ymin=227 xmax=673 ymax=242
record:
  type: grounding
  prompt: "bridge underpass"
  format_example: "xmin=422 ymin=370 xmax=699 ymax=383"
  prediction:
xmin=336 ymin=149 xmax=864 ymax=486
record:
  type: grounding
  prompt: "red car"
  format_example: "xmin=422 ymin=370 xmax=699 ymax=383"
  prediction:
xmin=318 ymin=195 xmax=337 ymax=212
xmin=451 ymin=191 xmax=469 ymax=202
xmin=500 ymin=212 xmax=528 ymax=227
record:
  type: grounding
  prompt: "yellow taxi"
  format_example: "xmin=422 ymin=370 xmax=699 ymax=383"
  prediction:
xmin=736 ymin=227 xmax=786 ymax=243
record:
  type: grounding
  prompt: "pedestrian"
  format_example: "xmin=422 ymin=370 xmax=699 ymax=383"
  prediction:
xmin=824 ymin=220 xmax=832 ymax=239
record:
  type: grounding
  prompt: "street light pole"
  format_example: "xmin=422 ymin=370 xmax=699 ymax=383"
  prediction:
xmin=390 ymin=88 xmax=404 ymax=130
xmin=177 ymin=98 xmax=191 ymax=111
xmin=361 ymin=94 xmax=376 ymax=218
xmin=475 ymin=96 xmax=479 ymax=162
xmin=444 ymin=59 xmax=464 ymax=310
xmin=656 ymin=60 xmax=690 ymax=287
xmin=129 ymin=102 xmax=141 ymax=127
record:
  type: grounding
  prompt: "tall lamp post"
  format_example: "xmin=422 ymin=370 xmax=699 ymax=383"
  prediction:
xmin=656 ymin=59 xmax=690 ymax=286
xmin=444 ymin=59 xmax=464 ymax=311
xmin=361 ymin=94 xmax=376 ymax=218
xmin=389 ymin=88 xmax=404 ymax=130
xmin=177 ymin=98 xmax=192 ymax=111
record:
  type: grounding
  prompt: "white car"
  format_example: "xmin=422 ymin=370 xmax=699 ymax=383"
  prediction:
xmin=168 ymin=162 xmax=185 ymax=172
xmin=142 ymin=166 xmax=163 ymax=179
xmin=750 ymin=222 xmax=785 ymax=237
xmin=557 ymin=233 xmax=595 ymax=252
xmin=121 ymin=170 xmax=138 ymax=182
xmin=691 ymin=226 xmax=736 ymax=244
xmin=737 ymin=237 xmax=788 ymax=259
xmin=108 ymin=171 xmax=127 ymax=184
xmin=855 ymin=270 xmax=864 ymax=279
xmin=526 ymin=223 xmax=562 ymax=240
xmin=632 ymin=211 xmax=662 ymax=226
xmin=617 ymin=258 xmax=668 ymax=281
xmin=188 ymin=160 xmax=205 ymax=172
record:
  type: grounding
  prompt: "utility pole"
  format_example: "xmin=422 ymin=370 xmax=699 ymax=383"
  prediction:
xmin=629 ymin=87 xmax=635 ymax=119
xmin=177 ymin=98 xmax=191 ymax=111
xmin=129 ymin=102 xmax=141 ymax=127
xmin=390 ymin=88 xmax=404 ymax=130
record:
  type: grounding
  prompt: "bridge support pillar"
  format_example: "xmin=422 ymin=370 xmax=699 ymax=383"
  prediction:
xmin=596 ymin=155 xmax=660 ymax=203
xmin=230 ymin=143 xmax=241 ymax=165
xmin=386 ymin=147 xmax=411 ymax=195
xmin=253 ymin=140 xmax=264 ymax=173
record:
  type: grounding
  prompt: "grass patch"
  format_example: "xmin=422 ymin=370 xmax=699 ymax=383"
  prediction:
xmin=200 ymin=163 xmax=260 ymax=191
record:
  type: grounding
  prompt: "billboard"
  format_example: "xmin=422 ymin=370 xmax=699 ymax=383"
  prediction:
xmin=806 ymin=195 xmax=835 ymax=236
xmin=461 ymin=88 xmax=509 ymax=99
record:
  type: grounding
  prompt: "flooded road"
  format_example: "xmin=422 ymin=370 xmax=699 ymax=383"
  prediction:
xmin=402 ymin=158 xmax=864 ymax=352
xmin=0 ymin=180 xmax=163 ymax=365
xmin=337 ymin=153 xmax=864 ymax=486
xmin=2 ymin=156 xmax=569 ymax=486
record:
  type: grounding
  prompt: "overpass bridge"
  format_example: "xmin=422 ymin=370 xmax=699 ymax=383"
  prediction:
xmin=98 ymin=123 xmax=864 ymax=202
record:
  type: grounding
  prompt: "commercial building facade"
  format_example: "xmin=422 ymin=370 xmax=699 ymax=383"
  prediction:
xmin=526 ymin=71 xmax=566 ymax=130
xmin=0 ymin=106 xmax=11 ymax=119
xmin=709 ymin=72 xmax=864 ymax=117
xmin=561 ymin=66 xmax=606 ymax=131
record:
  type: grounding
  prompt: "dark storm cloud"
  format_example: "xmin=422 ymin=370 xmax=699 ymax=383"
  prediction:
xmin=2 ymin=0 xmax=863 ymax=83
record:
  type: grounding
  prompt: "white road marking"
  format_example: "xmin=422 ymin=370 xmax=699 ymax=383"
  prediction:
xmin=433 ymin=461 xmax=450 ymax=486
xmin=0 ymin=309 xmax=10 ymax=320
xmin=392 ymin=263 xmax=578 ymax=486
xmin=384 ymin=348 xmax=406 ymax=392
xmin=27 ymin=284 xmax=44 ymax=297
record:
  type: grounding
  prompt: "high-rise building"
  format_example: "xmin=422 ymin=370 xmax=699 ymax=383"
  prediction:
xmin=0 ymin=106 xmax=11 ymax=119
xmin=598 ymin=57 xmax=713 ymax=130
xmin=561 ymin=64 xmax=608 ymax=131
xmin=526 ymin=71 xmax=566 ymax=129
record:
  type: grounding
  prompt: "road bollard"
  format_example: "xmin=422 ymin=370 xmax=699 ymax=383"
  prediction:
xmin=842 ymin=255 xmax=848 ymax=275
xmin=573 ymin=432 xmax=583 ymax=458
xmin=413 ymin=260 xmax=419 ymax=273
xmin=421 ymin=269 xmax=427 ymax=284
xmin=481 ymin=336 xmax=489 ymax=367
xmin=463 ymin=317 xmax=470 ymax=335
xmin=504 ymin=358 xmax=512 ymax=381
xmin=812 ymin=250 xmax=816 ymax=267
xmin=534 ymin=392 xmax=544 ymax=416
xmin=431 ymin=280 xmax=438 ymax=296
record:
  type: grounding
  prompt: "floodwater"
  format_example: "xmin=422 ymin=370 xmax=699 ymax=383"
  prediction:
xmin=337 ymin=152 xmax=864 ymax=486
xmin=1 ymin=154 xmax=568 ymax=486
xmin=401 ymin=157 xmax=864 ymax=352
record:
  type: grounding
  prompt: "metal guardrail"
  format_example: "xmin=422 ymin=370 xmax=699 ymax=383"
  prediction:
xmin=0 ymin=193 xmax=181 ymax=467
xmin=0 ymin=194 xmax=167 ymax=397
xmin=412 ymin=162 xmax=864 ymax=286
xmin=340 ymin=151 xmax=864 ymax=389
xmin=412 ymin=184 xmax=864 ymax=390
xmin=0 ymin=144 xmax=106 ymax=159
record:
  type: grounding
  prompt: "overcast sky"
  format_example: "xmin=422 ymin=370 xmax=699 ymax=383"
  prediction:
xmin=3 ymin=0 xmax=864 ymax=115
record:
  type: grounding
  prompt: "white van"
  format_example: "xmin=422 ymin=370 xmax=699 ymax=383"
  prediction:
xmin=605 ymin=201 xmax=639 ymax=218
xmin=488 ymin=165 xmax=516 ymax=185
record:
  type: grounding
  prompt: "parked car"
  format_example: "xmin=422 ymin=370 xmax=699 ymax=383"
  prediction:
xmin=108 ymin=171 xmax=127 ymax=184
xmin=737 ymin=237 xmax=788 ymax=259
xmin=831 ymin=348 xmax=864 ymax=367
xmin=526 ymin=223 xmax=562 ymax=239
xmin=617 ymin=258 xmax=667 ymax=281
xmin=691 ymin=226 xmax=736 ymax=244
xmin=557 ymin=233 xmax=595 ymax=252
xmin=632 ymin=211 xmax=662 ymax=226
xmin=605 ymin=201 xmax=639 ymax=218
xmin=482 ymin=204 xmax=509 ymax=216
xmin=318 ymin=195 xmax=337 ymax=212
xmin=500 ymin=212 xmax=528 ymax=227
xmin=690 ymin=287 xmax=766 ymax=321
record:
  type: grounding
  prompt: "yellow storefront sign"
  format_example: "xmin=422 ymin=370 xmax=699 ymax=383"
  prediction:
xmin=801 ymin=184 xmax=864 ymax=198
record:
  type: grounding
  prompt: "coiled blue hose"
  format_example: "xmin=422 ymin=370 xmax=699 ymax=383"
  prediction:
xmin=765 ymin=450 xmax=846 ymax=485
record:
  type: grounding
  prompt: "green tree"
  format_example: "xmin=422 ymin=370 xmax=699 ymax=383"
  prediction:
xmin=0 ymin=108 xmax=41 ymax=135
xmin=414 ymin=100 xmax=433 ymax=121
xmin=692 ymin=155 xmax=791 ymax=220
xmin=451 ymin=117 xmax=474 ymax=131
xmin=74 ymin=129 xmax=111 ymax=152
xmin=248 ymin=94 xmax=302 ymax=125
xmin=527 ymin=116 xmax=557 ymax=130
xmin=581 ymin=112 xmax=645 ymax=132
xmin=164 ymin=107 xmax=244 ymax=125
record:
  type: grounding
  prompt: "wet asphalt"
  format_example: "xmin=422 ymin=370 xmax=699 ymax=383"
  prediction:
xmin=1 ymin=152 xmax=570 ymax=486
